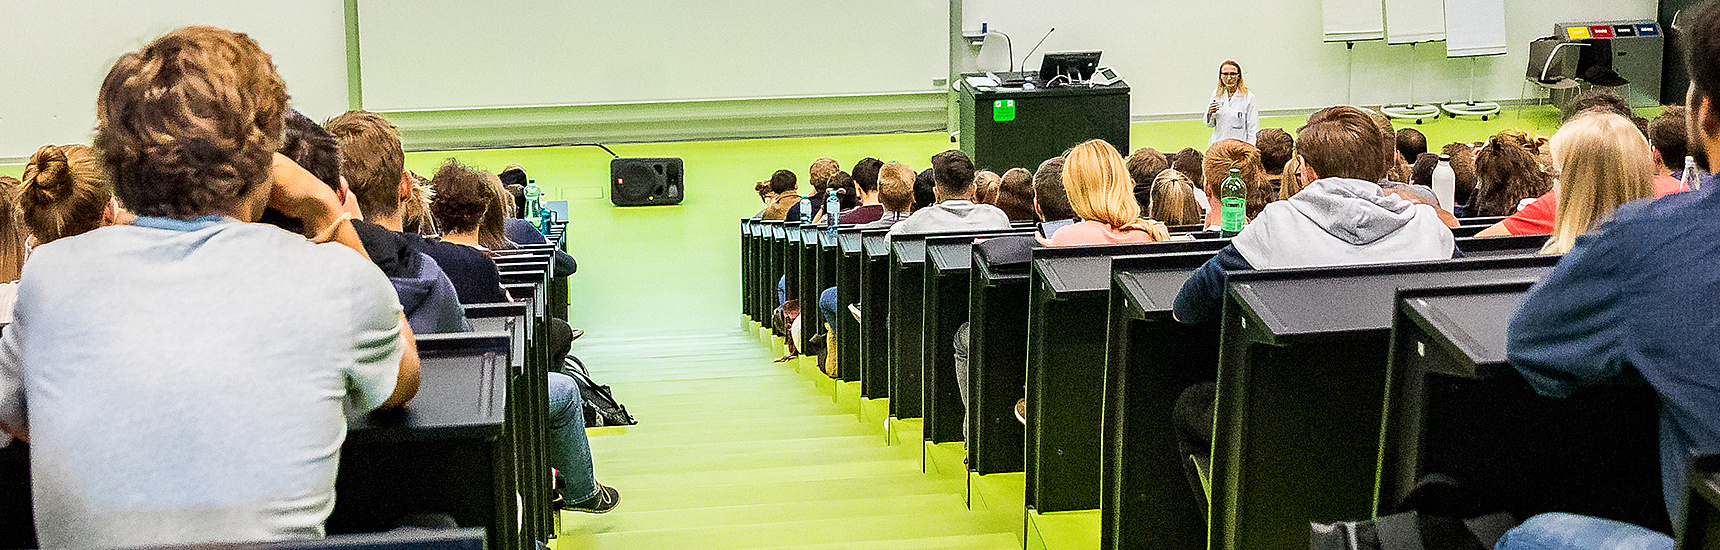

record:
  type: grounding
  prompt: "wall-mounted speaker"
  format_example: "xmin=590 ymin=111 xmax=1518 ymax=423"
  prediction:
xmin=611 ymin=157 xmax=684 ymax=206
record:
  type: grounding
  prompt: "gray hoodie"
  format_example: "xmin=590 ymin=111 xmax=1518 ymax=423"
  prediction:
xmin=1231 ymin=177 xmax=1454 ymax=269
xmin=886 ymin=200 xmax=1011 ymax=236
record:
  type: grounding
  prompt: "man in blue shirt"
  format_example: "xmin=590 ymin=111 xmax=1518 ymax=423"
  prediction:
xmin=1506 ymin=2 xmax=1720 ymax=541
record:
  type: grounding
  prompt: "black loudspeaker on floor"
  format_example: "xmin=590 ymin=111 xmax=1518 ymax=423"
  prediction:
xmin=611 ymin=157 xmax=684 ymax=206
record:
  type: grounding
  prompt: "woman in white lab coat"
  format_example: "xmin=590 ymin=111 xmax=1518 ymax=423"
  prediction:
xmin=1206 ymin=59 xmax=1259 ymax=145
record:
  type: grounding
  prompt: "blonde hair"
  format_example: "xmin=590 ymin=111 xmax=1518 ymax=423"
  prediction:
xmin=1215 ymin=60 xmax=1248 ymax=96
xmin=477 ymin=171 xmax=517 ymax=251
xmin=1149 ymin=170 xmax=1203 ymax=226
xmin=1279 ymin=156 xmax=1308 ymax=200
xmin=20 ymin=144 xmax=114 ymax=245
xmin=1542 ymin=112 xmax=1656 ymax=254
xmin=974 ymin=170 xmax=1001 ymax=204
xmin=1062 ymin=139 xmax=1158 ymax=232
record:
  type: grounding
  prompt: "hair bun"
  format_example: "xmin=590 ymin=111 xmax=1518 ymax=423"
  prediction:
xmin=22 ymin=145 xmax=73 ymax=202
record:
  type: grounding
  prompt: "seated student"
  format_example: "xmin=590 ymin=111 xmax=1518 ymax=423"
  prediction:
xmin=759 ymin=169 xmax=799 ymax=220
xmin=1032 ymin=156 xmax=1079 ymax=234
xmin=1256 ymin=129 xmax=1295 ymax=195
xmin=888 ymin=151 xmax=1011 ymax=236
xmin=786 ymin=158 xmax=840 ymax=222
xmin=1409 ymin=152 xmax=1439 ymax=189
xmin=913 ymin=167 xmax=938 ymax=211
xmin=0 ymin=26 xmax=420 ymax=548
xmin=1475 ymin=111 xmax=1690 ymax=238
xmin=477 ymin=171 xmax=519 ymax=252
xmin=1469 ymin=133 xmax=1557 ymax=217
xmin=259 ymin=110 xmax=361 ymax=235
xmin=1277 ymin=156 xmax=1307 ymax=200
xmin=324 ymin=111 xmax=468 ymax=334
xmin=858 ymin=161 xmax=916 ymax=230
xmin=1173 ymin=106 xmax=1458 ymax=325
xmin=426 ymin=159 xmax=511 ymax=304
xmin=1126 ymin=147 xmax=1169 ymax=211
xmin=841 ymin=158 xmax=885 ymax=223
xmin=1149 ymin=169 xmax=1205 ymax=227
xmin=1442 ymin=142 xmax=1481 ymax=216
xmin=1499 ymin=11 xmax=1720 ymax=543
xmin=994 ymin=167 xmax=1038 ymax=222
xmin=0 ymin=177 xmax=21 ymax=323
xmin=1199 ymin=138 xmax=1275 ymax=229
xmin=11 ymin=145 xmax=131 ymax=327
xmin=1171 ymin=147 xmax=1209 ymax=213
xmin=974 ymin=170 xmax=1002 ymax=205
xmin=1535 ymin=112 xmax=1663 ymax=255
xmin=1046 ymin=139 xmax=1170 ymax=245
xmin=488 ymin=172 xmax=576 ymax=276
xmin=1396 ymin=128 xmax=1428 ymax=166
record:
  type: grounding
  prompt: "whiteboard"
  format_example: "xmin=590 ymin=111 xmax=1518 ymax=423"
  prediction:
xmin=356 ymin=0 xmax=948 ymax=112
xmin=1384 ymin=0 xmax=1446 ymax=44
xmin=1324 ymin=0 xmax=1385 ymax=42
xmin=1445 ymin=0 xmax=1508 ymax=57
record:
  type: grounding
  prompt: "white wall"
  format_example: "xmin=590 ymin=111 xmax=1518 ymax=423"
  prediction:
xmin=957 ymin=0 xmax=1656 ymax=118
xmin=0 ymin=0 xmax=349 ymax=162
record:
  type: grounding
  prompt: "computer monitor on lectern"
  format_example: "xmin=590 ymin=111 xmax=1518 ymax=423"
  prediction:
xmin=1038 ymin=51 xmax=1101 ymax=85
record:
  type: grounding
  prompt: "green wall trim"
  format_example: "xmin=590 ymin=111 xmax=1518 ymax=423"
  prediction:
xmin=344 ymin=0 xmax=362 ymax=110
xmin=379 ymin=93 xmax=948 ymax=151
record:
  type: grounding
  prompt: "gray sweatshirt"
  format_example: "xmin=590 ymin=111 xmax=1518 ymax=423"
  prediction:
xmin=1231 ymin=177 xmax=1455 ymax=269
xmin=886 ymin=200 xmax=1011 ymax=236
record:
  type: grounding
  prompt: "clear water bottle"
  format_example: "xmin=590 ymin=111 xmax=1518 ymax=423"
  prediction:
xmin=1219 ymin=168 xmax=1246 ymax=237
xmin=1432 ymin=155 xmax=1456 ymax=211
xmin=800 ymin=194 xmax=814 ymax=225
xmin=524 ymin=178 xmax=544 ymax=230
xmin=1685 ymin=156 xmax=1702 ymax=191
xmin=826 ymin=189 xmax=841 ymax=240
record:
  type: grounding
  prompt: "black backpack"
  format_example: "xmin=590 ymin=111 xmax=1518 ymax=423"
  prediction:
xmin=561 ymin=355 xmax=637 ymax=427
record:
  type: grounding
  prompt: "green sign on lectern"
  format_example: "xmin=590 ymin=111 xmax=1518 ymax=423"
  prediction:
xmin=993 ymin=99 xmax=1016 ymax=122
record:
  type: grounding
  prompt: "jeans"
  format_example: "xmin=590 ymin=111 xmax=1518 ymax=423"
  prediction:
xmin=1495 ymin=513 xmax=1672 ymax=550
xmin=547 ymin=371 xmax=597 ymax=502
xmin=954 ymin=322 xmax=971 ymax=446
xmin=818 ymin=287 xmax=839 ymax=337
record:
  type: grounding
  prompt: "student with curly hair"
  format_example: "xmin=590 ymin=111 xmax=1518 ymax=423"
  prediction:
xmin=426 ymin=159 xmax=510 ymax=304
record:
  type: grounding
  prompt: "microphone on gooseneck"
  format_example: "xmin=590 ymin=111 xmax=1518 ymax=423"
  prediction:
xmin=1021 ymin=27 xmax=1057 ymax=72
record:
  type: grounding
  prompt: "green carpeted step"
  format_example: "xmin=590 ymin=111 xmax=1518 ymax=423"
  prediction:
xmin=594 ymin=441 xmax=917 ymax=477
xmin=603 ymin=413 xmax=860 ymax=436
xmin=745 ymin=532 xmax=1023 ymax=550
xmin=569 ymin=472 xmax=962 ymax=515
xmin=569 ymin=493 xmax=967 ymax=533
xmin=597 ymin=458 xmax=924 ymax=491
xmin=1025 ymin=509 xmax=1101 ymax=550
xmin=583 ymin=419 xmax=876 ymax=447
xmin=580 ymin=511 xmax=1016 ymax=550
xmin=587 ymin=433 xmax=883 ymax=455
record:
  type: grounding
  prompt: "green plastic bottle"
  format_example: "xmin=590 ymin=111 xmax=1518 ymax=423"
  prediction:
xmin=1219 ymin=167 xmax=1246 ymax=237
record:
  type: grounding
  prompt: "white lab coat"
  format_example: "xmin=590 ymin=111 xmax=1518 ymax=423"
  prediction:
xmin=1206 ymin=90 xmax=1259 ymax=145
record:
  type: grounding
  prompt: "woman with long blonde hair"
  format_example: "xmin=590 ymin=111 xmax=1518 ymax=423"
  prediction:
xmin=1148 ymin=169 xmax=1204 ymax=227
xmin=1205 ymin=59 xmax=1259 ymax=144
xmin=1541 ymin=112 xmax=1657 ymax=254
xmin=1046 ymin=139 xmax=1169 ymax=245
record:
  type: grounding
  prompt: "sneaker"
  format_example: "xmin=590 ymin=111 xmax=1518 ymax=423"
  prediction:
xmin=562 ymin=483 xmax=621 ymax=514
xmin=1014 ymin=398 xmax=1027 ymax=425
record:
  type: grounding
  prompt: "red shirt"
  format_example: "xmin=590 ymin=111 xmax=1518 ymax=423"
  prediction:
xmin=1499 ymin=174 xmax=1689 ymax=235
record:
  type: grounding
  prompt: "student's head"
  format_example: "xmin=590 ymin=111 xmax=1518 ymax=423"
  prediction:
xmin=995 ymin=167 xmax=1037 ymax=222
xmin=1202 ymin=138 xmax=1274 ymax=218
xmin=1568 ymin=89 xmax=1634 ymax=121
xmin=1472 ymin=134 xmax=1555 ymax=217
xmin=851 ymin=157 xmax=884 ymax=194
xmin=809 ymin=158 xmax=841 ymax=192
xmin=1442 ymin=142 xmax=1479 ymax=207
xmin=94 ymin=26 xmax=288 ymax=221
xmin=498 ymin=166 xmax=527 ymax=188
xmin=1363 ymin=110 xmax=1398 ymax=176
xmin=20 ymin=144 xmax=115 ymax=245
xmin=1278 ymin=156 xmax=1307 ymax=200
xmin=1410 ymin=153 xmax=1440 ymax=188
xmin=1649 ymin=105 xmax=1690 ymax=172
xmin=1298 ymin=106 xmax=1387 ymax=182
xmin=1256 ymin=129 xmax=1294 ymax=176
xmin=506 ymin=184 xmax=527 ymax=218
xmin=828 ymin=171 xmax=856 ymax=209
xmin=1171 ymin=148 xmax=1205 ymax=190
xmin=755 ymin=180 xmax=773 ymax=203
xmin=769 ymin=169 xmax=798 ymax=195
xmin=0 ymin=177 xmax=23 ymax=282
xmin=1543 ymin=112 xmax=1656 ymax=254
xmin=877 ymin=162 xmax=916 ymax=213
xmin=325 ymin=110 xmax=408 ymax=220
xmin=974 ymin=170 xmax=1002 ymax=204
xmin=1149 ymin=169 xmax=1203 ymax=226
xmin=1125 ymin=147 xmax=1168 ymax=190
xmin=914 ymin=168 xmax=937 ymax=210
xmin=1216 ymin=60 xmax=1246 ymax=94
xmin=931 ymin=150 xmax=977 ymax=201
xmin=477 ymin=171 xmax=516 ymax=251
xmin=1686 ymin=1 xmax=1720 ymax=171
xmin=1395 ymin=128 xmax=1427 ymax=164
xmin=1031 ymin=156 xmax=1075 ymax=221
xmin=261 ymin=109 xmax=342 ymax=233
xmin=404 ymin=173 xmax=435 ymax=234
xmin=430 ymin=159 xmax=491 ymax=234
xmin=1062 ymin=139 xmax=1143 ymax=230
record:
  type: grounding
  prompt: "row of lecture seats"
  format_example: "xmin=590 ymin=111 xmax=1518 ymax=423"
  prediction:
xmin=0 ymin=222 xmax=568 ymax=550
xmin=737 ymin=215 xmax=1714 ymax=549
